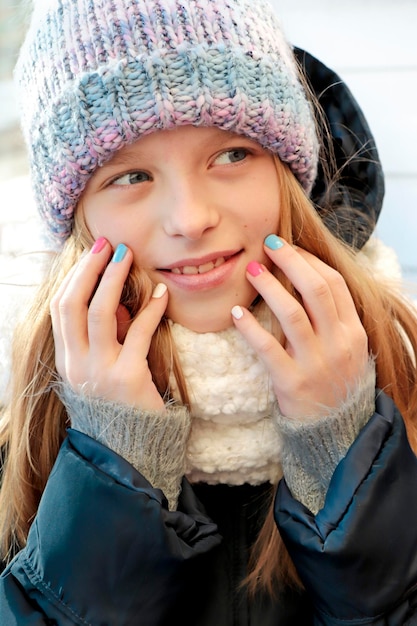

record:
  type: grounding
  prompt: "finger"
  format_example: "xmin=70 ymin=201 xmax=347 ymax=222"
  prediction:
xmin=87 ymin=243 xmax=133 ymax=353
xmin=262 ymin=235 xmax=341 ymax=335
xmin=231 ymin=304 xmax=293 ymax=380
xmin=295 ymin=248 xmax=362 ymax=326
xmin=55 ymin=239 xmax=113 ymax=354
xmin=292 ymin=248 xmax=368 ymax=356
xmin=50 ymin=263 xmax=79 ymax=377
xmin=246 ymin=260 xmax=317 ymax=350
xmin=119 ymin=283 xmax=168 ymax=363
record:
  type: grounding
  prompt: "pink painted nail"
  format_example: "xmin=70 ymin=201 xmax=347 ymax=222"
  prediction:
xmin=246 ymin=261 xmax=264 ymax=277
xmin=91 ymin=237 xmax=107 ymax=254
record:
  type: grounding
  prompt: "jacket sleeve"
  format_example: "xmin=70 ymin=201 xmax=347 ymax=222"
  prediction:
xmin=275 ymin=391 xmax=417 ymax=625
xmin=0 ymin=429 xmax=221 ymax=625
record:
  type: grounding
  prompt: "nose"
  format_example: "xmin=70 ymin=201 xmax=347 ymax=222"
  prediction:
xmin=163 ymin=182 xmax=220 ymax=240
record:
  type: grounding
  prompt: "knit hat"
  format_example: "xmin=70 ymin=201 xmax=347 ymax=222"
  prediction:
xmin=14 ymin=0 xmax=318 ymax=244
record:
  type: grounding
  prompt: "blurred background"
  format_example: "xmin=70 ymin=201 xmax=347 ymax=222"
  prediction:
xmin=276 ymin=0 xmax=417 ymax=293
xmin=0 ymin=0 xmax=28 ymax=179
xmin=0 ymin=0 xmax=39 ymax=259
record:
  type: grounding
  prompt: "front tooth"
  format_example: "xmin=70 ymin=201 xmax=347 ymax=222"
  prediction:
xmin=171 ymin=256 xmax=226 ymax=275
xmin=198 ymin=261 xmax=215 ymax=274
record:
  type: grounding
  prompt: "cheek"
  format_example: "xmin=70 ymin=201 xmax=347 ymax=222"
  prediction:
xmin=251 ymin=178 xmax=281 ymax=231
xmin=79 ymin=201 xmax=105 ymax=239
xmin=250 ymin=200 xmax=281 ymax=240
xmin=81 ymin=194 xmax=132 ymax=240
xmin=83 ymin=207 xmax=129 ymax=246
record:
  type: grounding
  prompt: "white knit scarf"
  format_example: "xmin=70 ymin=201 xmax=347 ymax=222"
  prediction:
xmin=167 ymin=237 xmax=410 ymax=487
xmin=169 ymin=310 xmax=283 ymax=486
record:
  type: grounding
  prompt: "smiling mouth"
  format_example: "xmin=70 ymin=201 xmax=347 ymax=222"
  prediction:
xmin=161 ymin=254 xmax=237 ymax=275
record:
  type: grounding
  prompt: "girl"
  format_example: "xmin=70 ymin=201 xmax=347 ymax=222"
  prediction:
xmin=1 ymin=0 xmax=417 ymax=623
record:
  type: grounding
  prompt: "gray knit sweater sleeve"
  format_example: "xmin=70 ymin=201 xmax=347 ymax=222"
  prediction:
xmin=273 ymin=357 xmax=376 ymax=515
xmin=57 ymin=384 xmax=191 ymax=511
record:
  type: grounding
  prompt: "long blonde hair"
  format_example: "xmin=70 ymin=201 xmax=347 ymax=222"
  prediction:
xmin=1 ymin=158 xmax=416 ymax=595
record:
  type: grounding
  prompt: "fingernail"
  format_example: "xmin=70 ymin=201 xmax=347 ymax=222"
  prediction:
xmin=264 ymin=234 xmax=284 ymax=250
xmin=112 ymin=243 xmax=128 ymax=263
xmin=231 ymin=305 xmax=243 ymax=320
xmin=91 ymin=237 xmax=107 ymax=254
xmin=247 ymin=261 xmax=264 ymax=277
xmin=152 ymin=283 xmax=167 ymax=298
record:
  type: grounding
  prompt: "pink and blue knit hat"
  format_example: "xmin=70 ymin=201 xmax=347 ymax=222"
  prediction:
xmin=15 ymin=0 xmax=319 ymax=243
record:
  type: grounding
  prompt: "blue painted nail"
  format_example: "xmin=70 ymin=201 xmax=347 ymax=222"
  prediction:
xmin=112 ymin=243 xmax=128 ymax=262
xmin=264 ymin=234 xmax=284 ymax=250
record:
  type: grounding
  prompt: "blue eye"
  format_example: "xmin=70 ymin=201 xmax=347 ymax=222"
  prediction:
xmin=112 ymin=171 xmax=151 ymax=185
xmin=215 ymin=148 xmax=249 ymax=165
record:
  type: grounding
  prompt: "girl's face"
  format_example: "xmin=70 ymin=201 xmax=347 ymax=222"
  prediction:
xmin=81 ymin=125 xmax=282 ymax=332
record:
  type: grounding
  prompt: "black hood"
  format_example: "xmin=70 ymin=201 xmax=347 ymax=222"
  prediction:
xmin=295 ymin=47 xmax=385 ymax=249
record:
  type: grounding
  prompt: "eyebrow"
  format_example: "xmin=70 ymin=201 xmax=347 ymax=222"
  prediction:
xmin=99 ymin=150 xmax=146 ymax=171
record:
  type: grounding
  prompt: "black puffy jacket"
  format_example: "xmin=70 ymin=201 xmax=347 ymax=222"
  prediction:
xmin=1 ymin=391 xmax=417 ymax=625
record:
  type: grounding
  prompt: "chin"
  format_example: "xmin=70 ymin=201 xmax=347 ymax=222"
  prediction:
xmin=165 ymin=286 xmax=257 ymax=333
xmin=167 ymin=310 xmax=235 ymax=333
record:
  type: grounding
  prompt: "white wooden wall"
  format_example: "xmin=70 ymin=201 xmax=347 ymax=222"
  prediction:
xmin=273 ymin=0 xmax=417 ymax=290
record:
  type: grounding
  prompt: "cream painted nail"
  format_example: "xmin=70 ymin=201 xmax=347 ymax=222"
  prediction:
xmin=152 ymin=283 xmax=168 ymax=298
xmin=231 ymin=305 xmax=244 ymax=320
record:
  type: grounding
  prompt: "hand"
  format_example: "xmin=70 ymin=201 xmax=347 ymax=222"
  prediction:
xmin=50 ymin=239 xmax=168 ymax=411
xmin=232 ymin=236 xmax=369 ymax=418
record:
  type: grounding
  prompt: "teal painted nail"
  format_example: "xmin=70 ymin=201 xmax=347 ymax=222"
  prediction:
xmin=264 ymin=234 xmax=284 ymax=250
xmin=112 ymin=243 xmax=128 ymax=262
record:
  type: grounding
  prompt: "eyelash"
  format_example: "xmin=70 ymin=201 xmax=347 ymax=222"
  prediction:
xmin=111 ymin=171 xmax=152 ymax=186
xmin=108 ymin=146 xmax=252 ymax=187
xmin=213 ymin=147 xmax=251 ymax=165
